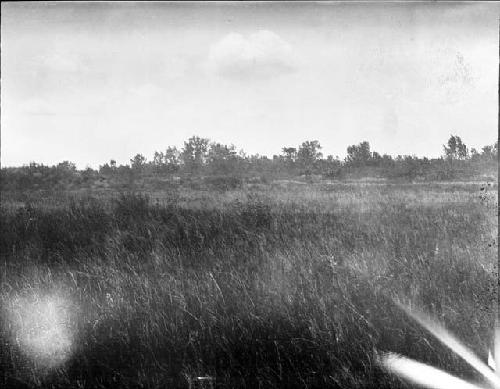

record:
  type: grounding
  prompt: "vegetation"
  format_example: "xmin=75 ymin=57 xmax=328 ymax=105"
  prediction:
xmin=0 ymin=134 xmax=497 ymax=387
xmin=0 ymin=180 xmax=497 ymax=388
xmin=1 ymin=135 xmax=497 ymax=192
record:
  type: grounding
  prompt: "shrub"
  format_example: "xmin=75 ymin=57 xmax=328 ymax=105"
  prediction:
xmin=204 ymin=175 xmax=243 ymax=191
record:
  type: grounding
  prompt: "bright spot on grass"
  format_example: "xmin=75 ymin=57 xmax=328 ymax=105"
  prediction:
xmin=377 ymin=302 xmax=500 ymax=389
xmin=380 ymin=353 xmax=483 ymax=389
xmin=6 ymin=292 xmax=76 ymax=369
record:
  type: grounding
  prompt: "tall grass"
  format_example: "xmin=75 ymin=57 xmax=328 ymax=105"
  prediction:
xmin=0 ymin=184 xmax=497 ymax=388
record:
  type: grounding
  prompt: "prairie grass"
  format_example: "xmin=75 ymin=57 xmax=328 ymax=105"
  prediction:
xmin=0 ymin=183 xmax=497 ymax=388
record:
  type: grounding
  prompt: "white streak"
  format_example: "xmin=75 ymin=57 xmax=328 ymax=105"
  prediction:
xmin=397 ymin=302 xmax=500 ymax=389
xmin=494 ymin=322 xmax=500 ymax=376
xmin=489 ymin=351 xmax=496 ymax=371
xmin=381 ymin=353 xmax=487 ymax=389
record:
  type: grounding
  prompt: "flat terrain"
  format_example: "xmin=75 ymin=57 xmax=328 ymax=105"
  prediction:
xmin=0 ymin=182 xmax=497 ymax=388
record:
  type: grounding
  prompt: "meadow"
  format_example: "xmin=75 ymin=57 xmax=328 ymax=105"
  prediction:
xmin=0 ymin=181 xmax=497 ymax=388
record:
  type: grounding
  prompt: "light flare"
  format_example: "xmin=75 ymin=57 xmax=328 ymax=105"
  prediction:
xmin=5 ymin=291 xmax=76 ymax=369
xmin=380 ymin=353 xmax=488 ymax=389
xmin=378 ymin=302 xmax=500 ymax=389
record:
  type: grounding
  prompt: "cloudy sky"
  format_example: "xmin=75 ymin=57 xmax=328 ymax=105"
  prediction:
xmin=2 ymin=2 xmax=498 ymax=168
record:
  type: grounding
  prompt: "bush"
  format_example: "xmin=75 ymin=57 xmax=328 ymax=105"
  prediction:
xmin=204 ymin=175 xmax=243 ymax=191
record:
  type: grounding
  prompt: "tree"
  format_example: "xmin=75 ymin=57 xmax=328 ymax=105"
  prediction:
xmin=153 ymin=151 xmax=165 ymax=166
xmin=130 ymin=154 xmax=147 ymax=170
xmin=346 ymin=141 xmax=372 ymax=167
xmin=208 ymin=143 xmax=237 ymax=162
xmin=281 ymin=147 xmax=297 ymax=163
xmin=207 ymin=142 xmax=238 ymax=175
xmin=443 ymin=135 xmax=468 ymax=160
xmin=56 ymin=161 xmax=76 ymax=172
xmin=400 ymin=155 xmax=422 ymax=181
xmin=100 ymin=159 xmax=118 ymax=176
xmin=371 ymin=151 xmax=382 ymax=165
xmin=81 ymin=166 xmax=98 ymax=183
xmin=54 ymin=161 xmax=77 ymax=185
xmin=319 ymin=155 xmax=343 ymax=178
xmin=481 ymin=141 xmax=498 ymax=160
xmin=164 ymin=146 xmax=180 ymax=172
xmin=297 ymin=141 xmax=322 ymax=174
xmin=181 ymin=136 xmax=210 ymax=173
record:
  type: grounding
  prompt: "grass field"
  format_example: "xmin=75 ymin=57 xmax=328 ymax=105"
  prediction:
xmin=0 ymin=182 xmax=497 ymax=388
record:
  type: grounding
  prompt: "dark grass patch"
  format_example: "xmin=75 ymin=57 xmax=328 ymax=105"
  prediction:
xmin=0 ymin=187 xmax=496 ymax=388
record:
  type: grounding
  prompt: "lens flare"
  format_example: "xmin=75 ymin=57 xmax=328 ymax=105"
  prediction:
xmin=380 ymin=353 xmax=486 ymax=389
xmin=377 ymin=302 xmax=500 ymax=389
xmin=5 ymin=291 xmax=76 ymax=369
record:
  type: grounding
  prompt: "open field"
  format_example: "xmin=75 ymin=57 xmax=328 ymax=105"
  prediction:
xmin=0 ymin=182 xmax=497 ymax=388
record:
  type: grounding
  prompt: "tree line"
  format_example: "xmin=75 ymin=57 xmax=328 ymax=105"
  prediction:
xmin=1 ymin=135 xmax=497 ymax=191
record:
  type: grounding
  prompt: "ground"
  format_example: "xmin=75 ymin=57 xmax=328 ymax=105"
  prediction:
xmin=0 ymin=180 xmax=497 ymax=388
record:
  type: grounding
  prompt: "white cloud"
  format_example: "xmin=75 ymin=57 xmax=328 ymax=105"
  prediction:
xmin=129 ymin=83 xmax=164 ymax=99
xmin=42 ymin=53 xmax=86 ymax=73
xmin=20 ymin=98 xmax=56 ymax=116
xmin=206 ymin=30 xmax=297 ymax=80
xmin=18 ymin=95 xmax=103 ymax=117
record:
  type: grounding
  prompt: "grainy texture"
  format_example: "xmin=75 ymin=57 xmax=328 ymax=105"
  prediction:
xmin=0 ymin=183 xmax=497 ymax=388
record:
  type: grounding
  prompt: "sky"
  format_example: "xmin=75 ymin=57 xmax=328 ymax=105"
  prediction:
xmin=1 ymin=1 xmax=499 ymax=168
